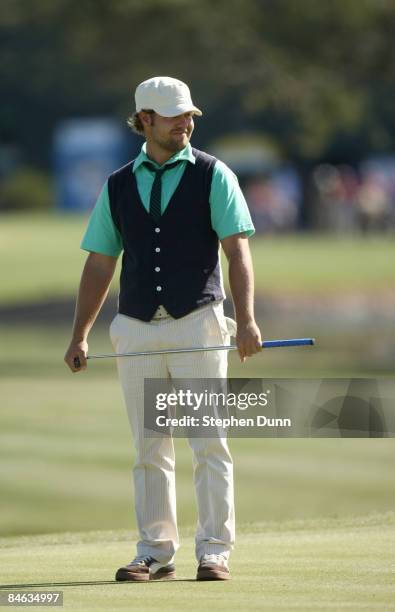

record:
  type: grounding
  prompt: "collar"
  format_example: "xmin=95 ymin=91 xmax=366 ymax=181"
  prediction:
xmin=132 ymin=142 xmax=195 ymax=173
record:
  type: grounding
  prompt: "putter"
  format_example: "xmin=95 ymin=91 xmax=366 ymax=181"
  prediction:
xmin=73 ymin=338 xmax=315 ymax=368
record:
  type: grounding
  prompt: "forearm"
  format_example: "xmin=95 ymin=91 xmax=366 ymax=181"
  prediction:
xmin=221 ymin=234 xmax=261 ymax=360
xmin=71 ymin=254 xmax=117 ymax=342
xmin=228 ymin=243 xmax=255 ymax=325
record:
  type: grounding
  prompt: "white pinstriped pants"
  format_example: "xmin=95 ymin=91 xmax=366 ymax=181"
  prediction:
xmin=110 ymin=301 xmax=235 ymax=563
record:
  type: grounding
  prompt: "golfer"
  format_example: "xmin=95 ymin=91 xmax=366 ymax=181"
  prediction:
xmin=65 ymin=76 xmax=261 ymax=581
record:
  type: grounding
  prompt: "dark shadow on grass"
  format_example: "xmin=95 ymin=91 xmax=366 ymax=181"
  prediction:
xmin=0 ymin=579 xmax=197 ymax=589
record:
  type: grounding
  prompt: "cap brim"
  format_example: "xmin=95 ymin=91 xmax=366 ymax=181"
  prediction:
xmin=153 ymin=104 xmax=203 ymax=117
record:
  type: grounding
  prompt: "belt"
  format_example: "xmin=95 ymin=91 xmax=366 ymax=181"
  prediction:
xmin=151 ymin=300 xmax=223 ymax=321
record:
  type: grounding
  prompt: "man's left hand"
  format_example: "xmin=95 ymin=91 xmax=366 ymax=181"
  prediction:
xmin=236 ymin=319 xmax=262 ymax=363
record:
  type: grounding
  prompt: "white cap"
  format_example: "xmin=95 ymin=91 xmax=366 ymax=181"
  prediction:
xmin=135 ymin=76 xmax=202 ymax=117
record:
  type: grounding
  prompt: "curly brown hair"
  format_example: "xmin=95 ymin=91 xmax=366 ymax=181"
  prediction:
xmin=126 ymin=110 xmax=155 ymax=135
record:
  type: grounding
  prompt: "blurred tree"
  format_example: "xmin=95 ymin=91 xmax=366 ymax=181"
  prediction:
xmin=0 ymin=167 xmax=52 ymax=211
xmin=1 ymin=0 xmax=395 ymax=179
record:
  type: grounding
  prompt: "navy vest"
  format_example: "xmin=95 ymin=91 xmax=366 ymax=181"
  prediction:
xmin=108 ymin=148 xmax=224 ymax=321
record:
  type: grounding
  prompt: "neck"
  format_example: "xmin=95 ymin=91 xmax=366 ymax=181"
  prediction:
xmin=145 ymin=141 xmax=175 ymax=166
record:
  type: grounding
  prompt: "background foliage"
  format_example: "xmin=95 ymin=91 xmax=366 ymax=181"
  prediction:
xmin=2 ymin=0 xmax=395 ymax=169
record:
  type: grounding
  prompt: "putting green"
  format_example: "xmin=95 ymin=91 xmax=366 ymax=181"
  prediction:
xmin=0 ymin=513 xmax=394 ymax=610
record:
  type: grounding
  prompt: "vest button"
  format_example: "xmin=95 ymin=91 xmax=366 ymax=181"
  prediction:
xmin=155 ymin=267 xmax=160 ymax=272
xmin=156 ymin=286 xmax=162 ymax=291
xmin=155 ymin=227 xmax=160 ymax=233
xmin=155 ymin=247 xmax=160 ymax=253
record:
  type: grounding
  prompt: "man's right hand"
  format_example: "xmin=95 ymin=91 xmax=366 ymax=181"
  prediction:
xmin=64 ymin=340 xmax=89 ymax=373
xmin=63 ymin=252 xmax=118 ymax=374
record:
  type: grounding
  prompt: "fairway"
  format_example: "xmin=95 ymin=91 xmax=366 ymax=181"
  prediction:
xmin=1 ymin=368 xmax=394 ymax=536
xmin=1 ymin=212 xmax=394 ymax=610
xmin=0 ymin=514 xmax=394 ymax=610
xmin=1 ymin=213 xmax=395 ymax=303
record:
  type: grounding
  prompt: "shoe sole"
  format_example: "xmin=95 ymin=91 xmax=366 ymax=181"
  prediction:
xmin=151 ymin=570 xmax=176 ymax=581
xmin=196 ymin=568 xmax=231 ymax=581
xmin=115 ymin=568 xmax=176 ymax=582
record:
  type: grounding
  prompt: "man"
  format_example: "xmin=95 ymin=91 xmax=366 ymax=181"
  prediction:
xmin=64 ymin=76 xmax=261 ymax=582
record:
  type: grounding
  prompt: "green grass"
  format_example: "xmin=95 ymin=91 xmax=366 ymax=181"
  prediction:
xmin=2 ymin=319 xmax=395 ymax=384
xmin=251 ymin=233 xmax=395 ymax=295
xmin=1 ymin=320 xmax=394 ymax=536
xmin=1 ymin=213 xmax=394 ymax=609
xmin=0 ymin=514 xmax=394 ymax=610
xmin=1 ymin=213 xmax=395 ymax=303
xmin=0 ymin=214 xmax=90 ymax=304
xmin=1 ymin=365 xmax=394 ymax=536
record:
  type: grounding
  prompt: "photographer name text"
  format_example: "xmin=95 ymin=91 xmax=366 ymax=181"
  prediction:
xmin=155 ymin=415 xmax=291 ymax=428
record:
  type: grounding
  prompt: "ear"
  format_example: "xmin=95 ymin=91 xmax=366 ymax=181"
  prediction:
xmin=140 ymin=111 xmax=154 ymax=127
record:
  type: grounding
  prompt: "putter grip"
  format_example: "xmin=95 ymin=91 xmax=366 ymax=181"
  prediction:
xmin=73 ymin=356 xmax=81 ymax=368
xmin=262 ymin=338 xmax=315 ymax=348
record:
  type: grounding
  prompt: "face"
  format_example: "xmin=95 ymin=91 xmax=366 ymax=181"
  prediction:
xmin=141 ymin=111 xmax=195 ymax=153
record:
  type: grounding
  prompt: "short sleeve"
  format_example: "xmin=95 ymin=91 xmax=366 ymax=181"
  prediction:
xmin=80 ymin=182 xmax=123 ymax=257
xmin=210 ymin=160 xmax=255 ymax=240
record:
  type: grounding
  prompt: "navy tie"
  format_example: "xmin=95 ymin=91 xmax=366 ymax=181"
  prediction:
xmin=143 ymin=161 xmax=180 ymax=223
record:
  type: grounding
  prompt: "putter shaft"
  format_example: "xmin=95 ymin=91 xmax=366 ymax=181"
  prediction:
xmin=86 ymin=338 xmax=315 ymax=360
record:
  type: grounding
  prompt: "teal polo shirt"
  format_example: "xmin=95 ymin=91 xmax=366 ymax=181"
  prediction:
xmin=81 ymin=143 xmax=255 ymax=257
